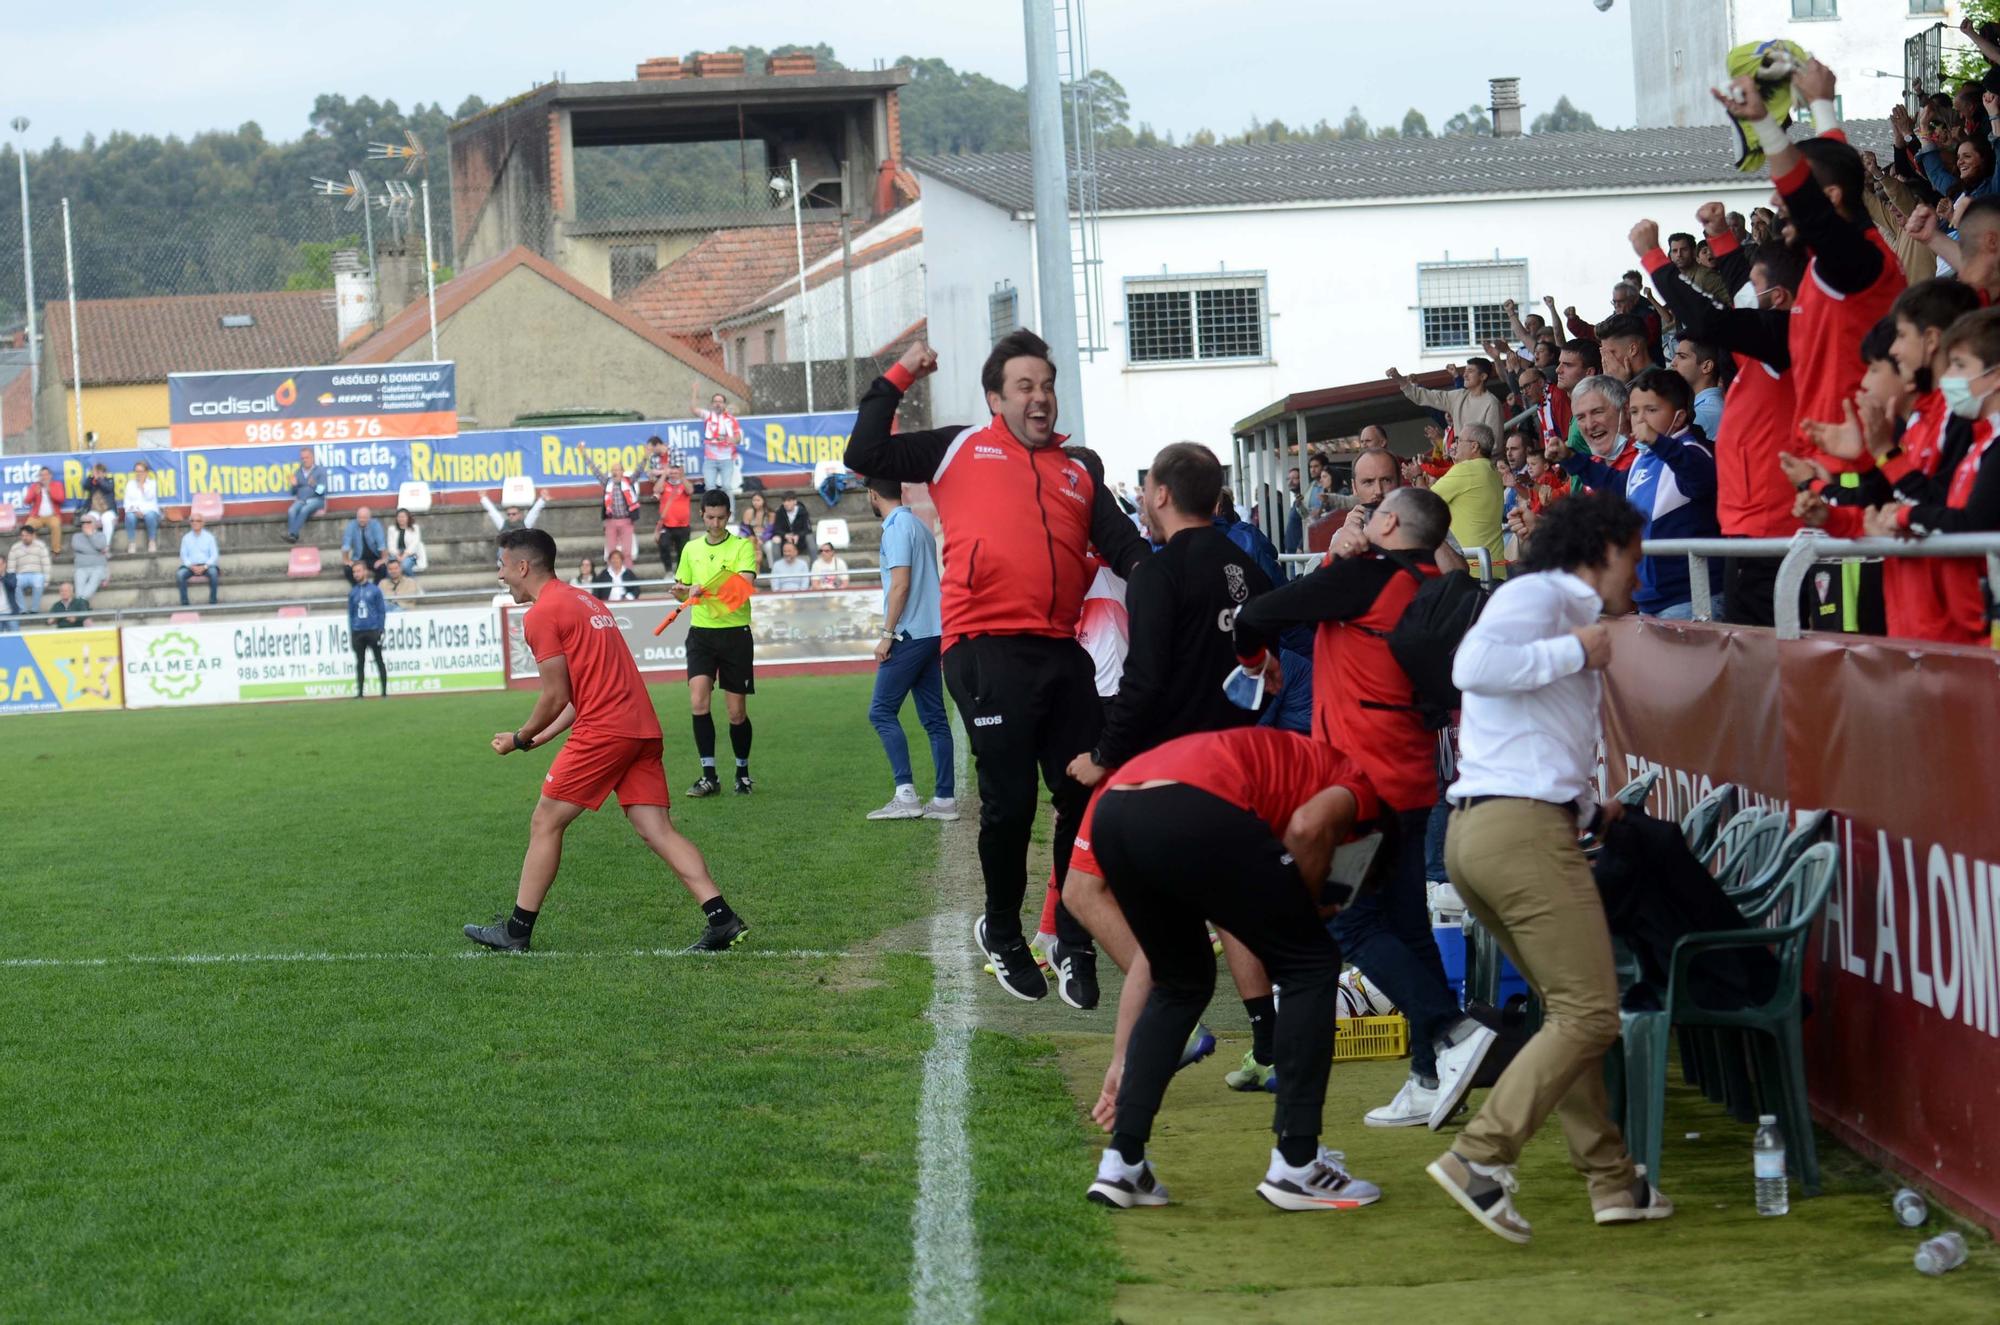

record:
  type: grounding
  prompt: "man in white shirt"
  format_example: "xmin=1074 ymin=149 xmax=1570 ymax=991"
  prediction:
xmin=769 ymin=537 xmax=811 ymax=592
xmin=1425 ymin=490 xmax=1670 ymax=1245
xmin=694 ymin=386 xmax=743 ymax=497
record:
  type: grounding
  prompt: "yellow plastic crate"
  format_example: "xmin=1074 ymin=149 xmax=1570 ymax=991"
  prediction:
xmin=1333 ymin=1014 xmax=1409 ymax=1062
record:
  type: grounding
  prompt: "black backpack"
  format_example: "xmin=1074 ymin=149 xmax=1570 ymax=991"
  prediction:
xmin=1358 ymin=550 xmax=1487 ymax=731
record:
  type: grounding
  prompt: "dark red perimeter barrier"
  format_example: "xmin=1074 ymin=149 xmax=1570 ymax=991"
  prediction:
xmin=1598 ymin=618 xmax=2000 ymax=1233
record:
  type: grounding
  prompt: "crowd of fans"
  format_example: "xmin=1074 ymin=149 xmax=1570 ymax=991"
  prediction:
xmin=1281 ymin=53 xmax=2000 ymax=646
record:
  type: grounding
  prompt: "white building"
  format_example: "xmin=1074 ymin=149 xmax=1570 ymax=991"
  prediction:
xmin=915 ymin=124 xmax=1789 ymax=486
xmin=1628 ymin=0 xmax=1959 ymax=130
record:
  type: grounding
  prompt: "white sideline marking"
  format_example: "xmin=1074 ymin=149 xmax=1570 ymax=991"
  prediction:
xmin=909 ymin=909 xmax=980 ymax=1325
xmin=0 ymin=947 xmax=852 ymax=971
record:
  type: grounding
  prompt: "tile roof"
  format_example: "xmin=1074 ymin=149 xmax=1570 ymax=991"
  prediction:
xmin=41 ymin=289 xmax=339 ymax=387
xmin=0 ymin=362 xmax=31 ymax=442
xmin=720 ymin=225 xmax=925 ymax=325
xmin=620 ymin=223 xmax=843 ymax=345
xmin=912 ymin=121 xmax=1888 ymax=213
xmin=340 ymin=245 xmax=749 ymax=397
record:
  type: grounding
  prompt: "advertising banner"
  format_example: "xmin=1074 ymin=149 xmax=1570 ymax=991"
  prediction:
xmin=3 ymin=411 xmax=858 ymax=513
xmin=0 ymin=628 xmax=123 ymax=715
xmin=168 ymin=363 xmax=458 ymax=448
xmin=122 ymin=607 xmax=504 ymax=709
xmin=506 ymin=590 xmax=883 ymax=681
xmin=1597 ymin=619 xmax=2000 ymax=1230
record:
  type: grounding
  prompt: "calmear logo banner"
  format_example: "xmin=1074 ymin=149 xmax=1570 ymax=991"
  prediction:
xmin=122 ymin=607 xmax=503 ymax=709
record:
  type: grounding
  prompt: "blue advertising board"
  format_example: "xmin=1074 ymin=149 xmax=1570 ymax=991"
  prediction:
xmin=1 ymin=411 xmax=859 ymax=510
xmin=168 ymin=362 xmax=458 ymax=448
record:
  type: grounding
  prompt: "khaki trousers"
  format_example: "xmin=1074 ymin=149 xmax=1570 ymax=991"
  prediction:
xmin=23 ymin=514 xmax=60 ymax=554
xmin=1445 ymin=798 xmax=1636 ymax=1199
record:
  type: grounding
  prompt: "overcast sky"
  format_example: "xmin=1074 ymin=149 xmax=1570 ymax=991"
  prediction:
xmin=7 ymin=0 xmax=1637 ymax=152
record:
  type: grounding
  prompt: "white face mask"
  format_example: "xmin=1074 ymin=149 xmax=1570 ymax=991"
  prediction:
xmin=1734 ymin=282 xmax=1763 ymax=310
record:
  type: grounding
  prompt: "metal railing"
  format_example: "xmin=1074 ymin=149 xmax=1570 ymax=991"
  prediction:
xmin=0 ymin=568 xmax=885 ymax=631
xmin=1641 ymin=532 xmax=2000 ymax=639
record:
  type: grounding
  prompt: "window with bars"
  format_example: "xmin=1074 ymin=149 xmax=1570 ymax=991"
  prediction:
xmin=989 ymin=285 xmax=1019 ymax=344
xmin=1416 ymin=260 xmax=1529 ymax=354
xmin=1792 ymin=0 xmax=1836 ymax=17
xmin=1123 ymin=273 xmax=1268 ymax=365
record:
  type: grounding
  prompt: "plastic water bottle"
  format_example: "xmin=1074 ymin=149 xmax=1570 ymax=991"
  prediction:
xmin=1893 ymin=1188 xmax=1929 ymax=1228
xmin=1914 ymin=1231 xmax=1968 ymax=1276
xmin=1753 ymin=1115 xmax=1789 ymax=1216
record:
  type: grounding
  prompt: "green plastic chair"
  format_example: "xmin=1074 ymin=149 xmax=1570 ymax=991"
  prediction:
xmin=1707 ymin=810 xmax=1789 ymax=893
xmin=1725 ymin=810 xmax=1833 ymax=905
xmin=1679 ymin=784 xmax=1740 ymax=861
xmin=1614 ymin=769 xmax=1661 ymax=809
xmin=1614 ymin=843 xmax=1841 ymax=1195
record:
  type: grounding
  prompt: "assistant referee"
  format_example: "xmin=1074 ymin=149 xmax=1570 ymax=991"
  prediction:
xmin=675 ymin=489 xmax=760 ymax=796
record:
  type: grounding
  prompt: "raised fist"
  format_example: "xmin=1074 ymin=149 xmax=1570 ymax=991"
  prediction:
xmin=897 ymin=341 xmax=939 ymax=380
xmin=1695 ymin=201 xmax=1728 ymax=235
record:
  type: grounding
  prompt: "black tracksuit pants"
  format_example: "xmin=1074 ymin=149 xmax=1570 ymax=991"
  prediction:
xmin=1093 ymin=784 xmax=1343 ymax=1146
xmin=942 ymin=634 xmax=1098 ymax=948
xmin=352 ymin=629 xmax=386 ymax=696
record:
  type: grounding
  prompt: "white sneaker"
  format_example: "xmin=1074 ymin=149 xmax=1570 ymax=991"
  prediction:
xmin=1429 ymin=1020 xmax=1499 ymax=1130
xmin=1365 ymin=1073 xmax=1440 ymax=1127
xmin=921 ymin=797 xmax=961 ymax=821
xmin=1256 ymin=1146 xmax=1382 ymax=1211
xmin=867 ymin=790 xmax=923 ymax=821
xmin=1087 ymin=1150 xmax=1170 ymax=1209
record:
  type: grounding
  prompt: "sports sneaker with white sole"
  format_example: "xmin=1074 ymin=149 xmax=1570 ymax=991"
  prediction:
xmin=921 ymin=797 xmax=961 ymax=821
xmin=1428 ymin=1020 xmax=1499 ymax=1130
xmin=1256 ymin=1147 xmax=1382 ymax=1211
xmin=1427 ymin=1150 xmax=1532 ymax=1244
xmin=866 ymin=792 xmax=924 ymax=821
xmin=1047 ymin=938 xmax=1100 ymax=1010
xmin=1086 ymin=1151 xmax=1170 ymax=1209
xmin=1365 ymin=1073 xmax=1441 ymax=1127
xmin=1592 ymin=1168 xmax=1675 ymax=1225
xmin=974 ymin=915 xmax=1048 ymax=1001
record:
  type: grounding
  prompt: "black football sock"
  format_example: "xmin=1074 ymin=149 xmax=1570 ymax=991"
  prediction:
xmin=730 ymin=717 xmax=752 ymax=777
xmin=693 ymin=712 xmax=716 ymax=771
xmin=1278 ymin=1134 xmax=1319 ymax=1167
xmin=1245 ymin=994 xmax=1277 ymax=1065
xmin=1111 ymin=1133 xmax=1145 ymax=1166
xmin=506 ymin=905 xmax=538 ymax=940
xmin=701 ymin=895 xmax=737 ymax=925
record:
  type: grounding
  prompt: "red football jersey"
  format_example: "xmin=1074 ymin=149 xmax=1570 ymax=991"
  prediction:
xmin=521 ymin=580 xmax=662 ymax=739
xmin=1071 ymin=728 xmax=1379 ymax=877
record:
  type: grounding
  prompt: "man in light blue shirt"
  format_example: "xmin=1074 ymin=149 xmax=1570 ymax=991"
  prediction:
xmin=177 ymin=513 xmax=221 ymax=605
xmin=863 ymin=477 xmax=955 ymax=821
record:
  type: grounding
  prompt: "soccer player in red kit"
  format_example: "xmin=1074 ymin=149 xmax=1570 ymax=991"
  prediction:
xmin=463 ymin=527 xmax=749 ymax=954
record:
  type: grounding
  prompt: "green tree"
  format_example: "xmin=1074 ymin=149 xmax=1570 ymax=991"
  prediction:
xmin=1339 ymin=105 xmax=1370 ymax=139
xmin=1442 ymin=103 xmax=1492 ymax=137
xmin=1530 ymin=95 xmax=1599 ymax=134
xmin=1945 ymin=3 xmax=2000 ymax=87
xmin=894 ymin=55 xmax=1029 ymax=155
xmin=1401 ymin=108 xmax=1433 ymax=138
xmin=283 ymin=235 xmax=363 ymax=290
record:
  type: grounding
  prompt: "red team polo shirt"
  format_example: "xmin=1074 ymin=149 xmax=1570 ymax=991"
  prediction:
xmin=1070 ymin=728 xmax=1378 ymax=878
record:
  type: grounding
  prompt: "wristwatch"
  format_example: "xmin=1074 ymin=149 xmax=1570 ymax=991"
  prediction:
xmin=513 ymin=730 xmax=536 ymax=751
xmin=879 ymin=629 xmax=898 ymax=641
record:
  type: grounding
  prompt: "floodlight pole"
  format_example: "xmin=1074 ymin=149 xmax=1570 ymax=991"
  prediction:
xmin=791 ymin=157 xmax=812 ymax=413
xmin=1023 ymin=0 xmax=1085 ymax=441
xmin=360 ymin=193 xmax=378 ymax=330
xmin=839 ymin=159 xmax=857 ymax=409
xmin=61 ymin=196 xmax=81 ymax=448
xmin=420 ymin=177 xmax=439 ymax=362
xmin=12 ymin=116 xmax=36 ymax=399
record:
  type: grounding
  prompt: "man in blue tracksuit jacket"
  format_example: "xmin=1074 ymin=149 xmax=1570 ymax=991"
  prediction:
xmin=1566 ymin=368 xmax=1719 ymax=618
xmin=347 ymin=562 xmax=389 ymax=697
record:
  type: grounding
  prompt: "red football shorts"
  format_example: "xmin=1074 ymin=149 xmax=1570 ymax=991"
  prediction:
xmin=543 ymin=734 xmax=670 ymax=810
